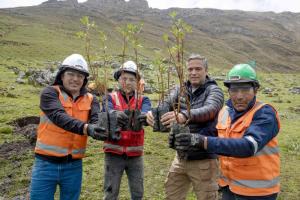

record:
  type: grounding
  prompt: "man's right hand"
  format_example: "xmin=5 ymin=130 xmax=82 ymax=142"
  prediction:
xmin=87 ymin=124 xmax=108 ymax=141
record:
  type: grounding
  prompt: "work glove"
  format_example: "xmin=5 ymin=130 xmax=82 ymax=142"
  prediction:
xmin=87 ymin=124 xmax=108 ymax=141
xmin=129 ymin=110 xmax=147 ymax=131
xmin=168 ymin=129 xmax=175 ymax=149
xmin=111 ymin=110 xmax=129 ymax=128
xmin=175 ymin=133 xmax=205 ymax=151
xmin=137 ymin=113 xmax=148 ymax=126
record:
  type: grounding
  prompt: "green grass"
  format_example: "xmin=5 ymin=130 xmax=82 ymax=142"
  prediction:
xmin=1 ymin=63 xmax=299 ymax=199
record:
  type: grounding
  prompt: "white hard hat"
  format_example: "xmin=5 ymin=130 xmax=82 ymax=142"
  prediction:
xmin=122 ymin=61 xmax=137 ymax=72
xmin=61 ymin=54 xmax=89 ymax=76
xmin=114 ymin=60 xmax=140 ymax=80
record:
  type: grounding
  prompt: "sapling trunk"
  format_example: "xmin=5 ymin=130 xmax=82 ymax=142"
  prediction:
xmin=164 ymin=11 xmax=192 ymax=124
xmin=152 ymin=57 xmax=170 ymax=132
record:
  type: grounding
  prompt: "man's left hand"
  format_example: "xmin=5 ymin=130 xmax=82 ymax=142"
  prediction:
xmin=137 ymin=113 xmax=148 ymax=126
xmin=175 ymin=133 xmax=206 ymax=151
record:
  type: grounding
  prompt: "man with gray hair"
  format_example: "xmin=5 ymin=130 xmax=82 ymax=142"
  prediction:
xmin=147 ymin=54 xmax=224 ymax=200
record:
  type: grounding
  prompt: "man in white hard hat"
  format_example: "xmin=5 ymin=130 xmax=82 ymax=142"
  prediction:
xmin=30 ymin=54 xmax=107 ymax=200
xmin=102 ymin=60 xmax=151 ymax=200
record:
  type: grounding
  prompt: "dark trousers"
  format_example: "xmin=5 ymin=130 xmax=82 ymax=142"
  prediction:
xmin=103 ymin=153 xmax=144 ymax=200
xmin=221 ymin=186 xmax=278 ymax=200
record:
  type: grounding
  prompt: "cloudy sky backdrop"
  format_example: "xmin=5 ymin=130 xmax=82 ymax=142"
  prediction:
xmin=0 ymin=0 xmax=299 ymax=13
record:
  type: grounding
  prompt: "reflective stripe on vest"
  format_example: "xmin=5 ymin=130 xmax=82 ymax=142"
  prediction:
xmin=255 ymin=145 xmax=279 ymax=156
xmin=127 ymin=146 xmax=144 ymax=152
xmin=111 ymin=92 xmax=121 ymax=107
xmin=217 ymin=100 xmax=280 ymax=196
xmin=36 ymin=140 xmax=68 ymax=154
xmin=232 ymin=176 xmax=280 ymax=189
xmin=35 ymin=86 xmax=92 ymax=159
xmin=103 ymin=143 xmax=123 ymax=152
xmin=103 ymin=91 xmax=144 ymax=156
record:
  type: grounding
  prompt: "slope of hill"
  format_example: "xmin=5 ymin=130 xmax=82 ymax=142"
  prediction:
xmin=0 ymin=0 xmax=300 ymax=72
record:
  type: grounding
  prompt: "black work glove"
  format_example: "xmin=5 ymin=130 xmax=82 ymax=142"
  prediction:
xmin=137 ymin=113 xmax=148 ymax=126
xmin=87 ymin=124 xmax=108 ymax=141
xmin=168 ymin=130 xmax=175 ymax=149
xmin=175 ymin=133 xmax=205 ymax=151
xmin=112 ymin=110 xmax=129 ymax=128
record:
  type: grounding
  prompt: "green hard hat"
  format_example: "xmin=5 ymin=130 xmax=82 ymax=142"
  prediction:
xmin=224 ymin=64 xmax=259 ymax=88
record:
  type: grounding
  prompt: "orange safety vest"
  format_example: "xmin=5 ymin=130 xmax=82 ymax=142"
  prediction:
xmin=103 ymin=91 xmax=144 ymax=156
xmin=35 ymin=86 xmax=93 ymax=159
xmin=216 ymin=101 xmax=280 ymax=196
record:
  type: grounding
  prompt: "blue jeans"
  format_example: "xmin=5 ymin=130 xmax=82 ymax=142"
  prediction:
xmin=30 ymin=157 xmax=83 ymax=200
xmin=103 ymin=153 xmax=144 ymax=200
xmin=221 ymin=186 xmax=278 ymax=200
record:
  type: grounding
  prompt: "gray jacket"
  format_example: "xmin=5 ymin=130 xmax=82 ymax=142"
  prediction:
xmin=161 ymin=76 xmax=224 ymax=160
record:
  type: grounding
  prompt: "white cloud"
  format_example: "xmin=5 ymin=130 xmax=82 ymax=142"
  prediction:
xmin=147 ymin=0 xmax=300 ymax=13
xmin=192 ymin=0 xmax=300 ymax=13
xmin=0 ymin=0 xmax=299 ymax=13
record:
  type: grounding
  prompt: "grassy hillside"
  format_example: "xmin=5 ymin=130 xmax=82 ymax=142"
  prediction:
xmin=0 ymin=66 xmax=299 ymax=199
xmin=0 ymin=2 xmax=300 ymax=200
xmin=1 ymin=2 xmax=300 ymax=72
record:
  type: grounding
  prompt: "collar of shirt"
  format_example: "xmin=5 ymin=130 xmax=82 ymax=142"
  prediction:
xmin=119 ymin=89 xmax=135 ymax=103
xmin=226 ymin=96 xmax=256 ymax=124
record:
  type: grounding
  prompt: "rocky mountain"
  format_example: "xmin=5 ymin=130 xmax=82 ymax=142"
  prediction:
xmin=1 ymin=0 xmax=300 ymax=72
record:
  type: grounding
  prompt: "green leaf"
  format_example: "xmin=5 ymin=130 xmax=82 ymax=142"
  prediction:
xmin=162 ymin=34 xmax=169 ymax=43
xmin=76 ymin=31 xmax=85 ymax=38
xmin=80 ymin=16 xmax=89 ymax=25
xmin=169 ymin=11 xmax=177 ymax=19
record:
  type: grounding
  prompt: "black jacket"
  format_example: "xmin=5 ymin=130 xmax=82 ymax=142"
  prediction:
xmin=161 ymin=76 xmax=224 ymax=160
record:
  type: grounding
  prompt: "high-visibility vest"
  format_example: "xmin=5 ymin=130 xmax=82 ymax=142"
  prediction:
xmin=103 ymin=91 xmax=144 ymax=156
xmin=35 ymin=86 xmax=93 ymax=159
xmin=217 ymin=101 xmax=280 ymax=196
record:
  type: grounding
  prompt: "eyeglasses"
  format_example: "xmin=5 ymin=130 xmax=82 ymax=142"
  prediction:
xmin=120 ymin=77 xmax=137 ymax=83
xmin=229 ymin=87 xmax=253 ymax=95
xmin=64 ymin=71 xmax=85 ymax=80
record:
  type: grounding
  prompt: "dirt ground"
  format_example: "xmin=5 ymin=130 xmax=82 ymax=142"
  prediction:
xmin=0 ymin=116 xmax=39 ymax=200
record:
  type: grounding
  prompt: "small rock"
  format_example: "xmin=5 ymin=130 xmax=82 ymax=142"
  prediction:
xmin=16 ymin=78 xmax=26 ymax=84
xmin=262 ymin=87 xmax=273 ymax=94
xmin=17 ymin=71 xmax=26 ymax=79
xmin=289 ymin=86 xmax=300 ymax=94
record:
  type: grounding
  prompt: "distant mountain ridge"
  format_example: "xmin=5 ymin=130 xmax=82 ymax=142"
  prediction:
xmin=1 ymin=0 xmax=300 ymax=72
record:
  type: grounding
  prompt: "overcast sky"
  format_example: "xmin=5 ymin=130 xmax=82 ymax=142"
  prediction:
xmin=0 ymin=0 xmax=299 ymax=13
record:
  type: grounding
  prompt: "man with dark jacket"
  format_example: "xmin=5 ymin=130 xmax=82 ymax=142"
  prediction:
xmin=30 ymin=54 xmax=107 ymax=200
xmin=147 ymin=54 xmax=224 ymax=200
xmin=175 ymin=64 xmax=280 ymax=200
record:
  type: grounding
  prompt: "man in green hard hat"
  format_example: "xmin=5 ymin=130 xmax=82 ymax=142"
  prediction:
xmin=174 ymin=64 xmax=281 ymax=200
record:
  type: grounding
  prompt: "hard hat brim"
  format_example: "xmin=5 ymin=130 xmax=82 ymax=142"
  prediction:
xmin=224 ymin=79 xmax=259 ymax=88
xmin=61 ymin=65 xmax=89 ymax=77
xmin=114 ymin=70 xmax=140 ymax=81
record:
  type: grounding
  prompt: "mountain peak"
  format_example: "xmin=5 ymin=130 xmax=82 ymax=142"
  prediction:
xmin=84 ymin=0 xmax=149 ymax=10
xmin=42 ymin=0 xmax=79 ymax=7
